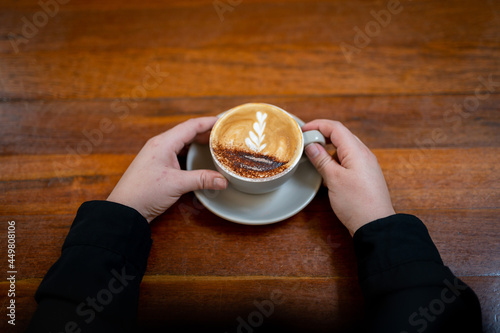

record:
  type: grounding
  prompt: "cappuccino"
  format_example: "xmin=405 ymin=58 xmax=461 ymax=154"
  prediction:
xmin=210 ymin=103 xmax=303 ymax=179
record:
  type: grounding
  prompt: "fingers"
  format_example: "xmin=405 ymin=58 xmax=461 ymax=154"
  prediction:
xmin=193 ymin=130 xmax=212 ymax=145
xmin=302 ymin=120 xmax=354 ymax=179
xmin=302 ymin=119 xmax=363 ymax=152
xmin=304 ymin=143 xmax=341 ymax=178
xmin=163 ymin=117 xmax=219 ymax=154
xmin=178 ymin=169 xmax=228 ymax=193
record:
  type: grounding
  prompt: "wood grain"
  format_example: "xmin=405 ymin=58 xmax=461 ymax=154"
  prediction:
xmin=1 ymin=148 xmax=498 ymax=213
xmin=0 ymin=148 xmax=498 ymax=279
xmin=0 ymin=0 xmax=499 ymax=99
xmin=1 ymin=94 xmax=498 ymax=155
xmin=0 ymin=0 xmax=498 ymax=332
xmin=0 ymin=276 xmax=498 ymax=332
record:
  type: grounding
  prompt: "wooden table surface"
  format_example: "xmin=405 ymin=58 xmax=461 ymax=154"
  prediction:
xmin=1 ymin=0 xmax=499 ymax=332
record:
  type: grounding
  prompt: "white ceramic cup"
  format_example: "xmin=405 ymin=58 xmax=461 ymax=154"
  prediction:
xmin=210 ymin=104 xmax=325 ymax=194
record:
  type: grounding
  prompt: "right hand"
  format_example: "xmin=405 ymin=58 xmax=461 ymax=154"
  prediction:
xmin=107 ymin=117 xmax=227 ymax=223
xmin=302 ymin=120 xmax=395 ymax=236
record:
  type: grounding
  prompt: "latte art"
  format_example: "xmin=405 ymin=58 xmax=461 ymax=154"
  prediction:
xmin=245 ymin=111 xmax=267 ymax=153
xmin=210 ymin=103 xmax=303 ymax=179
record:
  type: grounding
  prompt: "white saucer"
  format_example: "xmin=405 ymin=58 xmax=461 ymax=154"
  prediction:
xmin=186 ymin=119 xmax=323 ymax=225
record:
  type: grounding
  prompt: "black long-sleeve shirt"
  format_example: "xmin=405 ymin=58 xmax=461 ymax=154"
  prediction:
xmin=26 ymin=201 xmax=482 ymax=332
xmin=353 ymin=214 xmax=482 ymax=332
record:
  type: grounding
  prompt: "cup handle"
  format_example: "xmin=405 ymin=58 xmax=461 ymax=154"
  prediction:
xmin=303 ymin=130 xmax=326 ymax=147
xmin=299 ymin=130 xmax=326 ymax=164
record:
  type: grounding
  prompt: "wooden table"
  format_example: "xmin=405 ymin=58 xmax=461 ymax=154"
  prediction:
xmin=1 ymin=0 xmax=499 ymax=332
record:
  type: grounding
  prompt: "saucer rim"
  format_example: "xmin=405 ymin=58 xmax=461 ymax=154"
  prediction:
xmin=186 ymin=114 xmax=322 ymax=225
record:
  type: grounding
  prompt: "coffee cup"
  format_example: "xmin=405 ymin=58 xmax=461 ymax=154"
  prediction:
xmin=210 ymin=103 xmax=325 ymax=194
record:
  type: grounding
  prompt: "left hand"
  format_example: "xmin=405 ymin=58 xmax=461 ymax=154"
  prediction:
xmin=107 ymin=117 xmax=228 ymax=223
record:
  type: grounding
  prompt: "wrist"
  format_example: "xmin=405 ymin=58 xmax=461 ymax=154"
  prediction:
xmin=106 ymin=193 xmax=151 ymax=223
xmin=348 ymin=207 xmax=396 ymax=236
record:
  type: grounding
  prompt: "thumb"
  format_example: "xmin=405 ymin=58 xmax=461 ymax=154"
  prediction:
xmin=304 ymin=143 xmax=339 ymax=178
xmin=180 ymin=169 xmax=228 ymax=192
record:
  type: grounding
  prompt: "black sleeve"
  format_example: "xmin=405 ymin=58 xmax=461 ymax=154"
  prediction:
xmin=26 ymin=201 xmax=152 ymax=333
xmin=353 ymin=214 xmax=482 ymax=333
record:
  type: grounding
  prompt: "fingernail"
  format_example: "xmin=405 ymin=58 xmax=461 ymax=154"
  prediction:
xmin=213 ymin=177 xmax=228 ymax=189
xmin=305 ymin=143 xmax=320 ymax=159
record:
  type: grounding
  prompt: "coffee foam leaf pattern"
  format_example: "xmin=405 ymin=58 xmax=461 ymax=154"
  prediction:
xmin=245 ymin=111 xmax=267 ymax=153
xmin=210 ymin=103 xmax=302 ymax=179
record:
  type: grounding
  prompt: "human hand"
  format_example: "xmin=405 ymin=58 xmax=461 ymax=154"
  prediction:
xmin=302 ymin=120 xmax=395 ymax=236
xmin=107 ymin=117 xmax=228 ymax=223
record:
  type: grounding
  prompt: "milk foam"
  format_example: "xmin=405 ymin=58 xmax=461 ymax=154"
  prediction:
xmin=211 ymin=103 xmax=302 ymax=179
xmin=245 ymin=111 xmax=267 ymax=153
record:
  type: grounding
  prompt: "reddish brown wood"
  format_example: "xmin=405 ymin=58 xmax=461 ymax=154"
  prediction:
xmin=0 ymin=0 xmax=499 ymax=332
xmin=1 ymin=276 xmax=498 ymax=332
xmin=0 ymin=0 xmax=499 ymax=99
xmin=1 ymin=94 xmax=499 ymax=156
